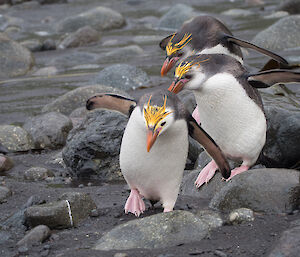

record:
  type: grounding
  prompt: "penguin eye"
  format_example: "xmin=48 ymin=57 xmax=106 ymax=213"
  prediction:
xmin=185 ymin=74 xmax=192 ymax=80
xmin=161 ymin=121 xmax=166 ymax=127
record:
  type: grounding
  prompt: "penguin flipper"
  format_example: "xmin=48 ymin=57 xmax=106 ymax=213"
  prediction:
xmin=159 ymin=33 xmax=176 ymax=50
xmin=86 ymin=94 xmax=137 ymax=117
xmin=188 ymin=118 xmax=231 ymax=179
xmin=260 ymin=59 xmax=300 ymax=72
xmin=225 ymin=35 xmax=288 ymax=65
xmin=247 ymin=70 xmax=300 ymax=88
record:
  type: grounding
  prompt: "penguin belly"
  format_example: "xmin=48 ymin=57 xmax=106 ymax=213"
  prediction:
xmin=194 ymin=73 xmax=266 ymax=166
xmin=120 ymin=109 xmax=188 ymax=208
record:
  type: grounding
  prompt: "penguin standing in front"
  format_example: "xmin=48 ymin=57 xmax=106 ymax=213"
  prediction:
xmin=168 ymin=54 xmax=300 ymax=187
xmin=159 ymin=15 xmax=289 ymax=76
xmin=86 ymin=89 xmax=230 ymax=216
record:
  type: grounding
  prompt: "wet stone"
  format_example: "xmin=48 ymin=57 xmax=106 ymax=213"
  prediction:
xmin=0 ymin=186 xmax=11 ymax=203
xmin=0 ymin=32 xmax=33 ymax=78
xmin=0 ymin=125 xmax=34 ymax=152
xmin=180 ymin=170 xmax=227 ymax=200
xmin=20 ymin=39 xmax=42 ymax=52
xmin=24 ymin=167 xmax=55 ymax=182
xmin=62 ymin=109 xmax=127 ymax=180
xmin=158 ymin=4 xmax=195 ymax=31
xmin=17 ymin=225 xmax=51 ymax=247
xmin=94 ymin=64 xmax=150 ymax=91
xmin=262 ymin=98 xmax=300 ymax=169
xmin=0 ymin=155 xmax=13 ymax=173
xmin=268 ymin=223 xmax=300 ymax=257
xmin=42 ymin=84 xmax=130 ymax=116
xmin=221 ymin=8 xmax=254 ymax=17
xmin=94 ymin=210 xmax=209 ymax=251
xmin=41 ymin=38 xmax=56 ymax=51
xmin=209 ymin=168 xmax=300 ymax=214
xmin=228 ymin=208 xmax=254 ymax=224
xmin=194 ymin=210 xmax=224 ymax=229
xmin=102 ymin=45 xmax=144 ymax=62
xmin=277 ymin=0 xmax=300 ymax=14
xmin=58 ymin=26 xmax=100 ymax=49
xmin=56 ymin=6 xmax=125 ymax=33
xmin=252 ymin=15 xmax=300 ymax=51
xmin=23 ymin=112 xmax=73 ymax=150
xmin=33 ymin=66 xmax=58 ymax=77
xmin=25 ymin=192 xmax=96 ymax=229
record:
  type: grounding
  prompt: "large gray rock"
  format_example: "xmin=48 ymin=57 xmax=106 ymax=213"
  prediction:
xmin=58 ymin=26 xmax=100 ymax=49
xmin=102 ymin=45 xmax=144 ymax=62
xmin=23 ymin=112 xmax=73 ymax=149
xmin=209 ymin=168 xmax=300 ymax=214
xmin=277 ymin=0 xmax=300 ymax=14
xmin=57 ymin=6 xmax=125 ymax=33
xmin=252 ymin=15 xmax=300 ymax=51
xmin=62 ymin=109 xmax=127 ymax=180
xmin=262 ymin=94 xmax=300 ymax=168
xmin=0 ymin=33 xmax=33 ymax=78
xmin=25 ymin=192 xmax=97 ymax=229
xmin=181 ymin=170 xmax=227 ymax=199
xmin=0 ymin=186 xmax=11 ymax=203
xmin=17 ymin=225 xmax=50 ymax=247
xmin=94 ymin=64 xmax=150 ymax=91
xmin=268 ymin=222 xmax=300 ymax=257
xmin=158 ymin=4 xmax=195 ymax=31
xmin=0 ymin=125 xmax=34 ymax=152
xmin=42 ymin=84 xmax=130 ymax=115
xmin=94 ymin=210 xmax=209 ymax=250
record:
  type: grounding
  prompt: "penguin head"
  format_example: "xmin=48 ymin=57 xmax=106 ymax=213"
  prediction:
xmin=160 ymin=33 xmax=192 ymax=76
xmin=168 ymin=55 xmax=209 ymax=93
xmin=141 ymin=93 xmax=175 ymax=152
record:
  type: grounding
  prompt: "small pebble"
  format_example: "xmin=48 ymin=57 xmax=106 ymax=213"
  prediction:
xmin=114 ymin=253 xmax=129 ymax=257
xmin=214 ymin=250 xmax=227 ymax=257
xmin=18 ymin=246 xmax=29 ymax=254
xmin=87 ymin=182 xmax=92 ymax=187
xmin=90 ymin=209 xmax=100 ymax=217
xmin=40 ymin=249 xmax=49 ymax=256
xmin=78 ymin=184 xmax=84 ymax=188
xmin=228 ymin=208 xmax=254 ymax=224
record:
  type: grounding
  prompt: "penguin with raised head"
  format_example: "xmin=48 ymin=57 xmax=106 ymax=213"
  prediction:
xmin=86 ymin=89 xmax=230 ymax=216
xmin=168 ymin=54 xmax=300 ymax=187
xmin=159 ymin=15 xmax=288 ymax=76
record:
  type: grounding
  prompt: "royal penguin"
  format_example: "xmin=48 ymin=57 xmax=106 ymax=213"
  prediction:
xmin=168 ymin=54 xmax=300 ymax=187
xmin=86 ymin=89 xmax=230 ymax=216
xmin=159 ymin=15 xmax=288 ymax=76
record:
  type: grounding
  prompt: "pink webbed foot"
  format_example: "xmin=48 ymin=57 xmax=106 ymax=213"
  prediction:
xmin=192 ymin=106 xmax=201 ymax=125
xmin=225 ymin=165 xmax=249 ymax=181
xmin=195 ymin=160 xmax=218 ymax=188
xmin=163 ymin=207 xmax=173 ymax=213
xmin=124 ymin=189 xmax=145 ymax=217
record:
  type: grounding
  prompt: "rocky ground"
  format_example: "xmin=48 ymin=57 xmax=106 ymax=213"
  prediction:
xmin=0 ymin=0 xmax=300 ymax=256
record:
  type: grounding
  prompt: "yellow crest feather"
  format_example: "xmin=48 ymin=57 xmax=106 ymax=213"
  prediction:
xmin=166 ymin=33 xmax=192 ymax=56
xmin=175 ymin=57 xmax=210 ymax=79
xmin=143 ymin=95 xmax=172 ymax=128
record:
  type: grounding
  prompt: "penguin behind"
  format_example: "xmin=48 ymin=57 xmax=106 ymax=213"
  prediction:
xmin=159 ymin=15 xmax=289 ymax=76
xmin=86 ymin=89 xmax=230 ymax=217
xmin=169 ymin=54 xmax=300 ymax=188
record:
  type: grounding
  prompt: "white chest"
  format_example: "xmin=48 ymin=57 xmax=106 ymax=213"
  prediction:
xmin=194 ymin=73 xmax=266 ymax=162
xmin=119 ymin=108 xmax=188 ymax=200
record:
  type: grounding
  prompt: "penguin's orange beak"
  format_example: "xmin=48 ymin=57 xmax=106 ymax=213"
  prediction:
xmin=168 ymin=79 xmax=185 ymax=94
xmin=161 ymin=57 xmax=178 ymax=76
xmin=147 ymin=128 xmax=159 ymax=152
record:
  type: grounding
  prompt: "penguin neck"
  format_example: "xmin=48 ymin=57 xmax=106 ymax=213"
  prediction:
xmin=197 ymin=44 xmax=244 ymax=64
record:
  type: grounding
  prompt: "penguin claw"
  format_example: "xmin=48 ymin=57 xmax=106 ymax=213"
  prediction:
xmin=124 ymin=189 xmax=145 ymax=217
xmin=225 ymin=165 xmax=249 ymax=181
xmin=194 ymin=160 xmax=218 ymax=188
